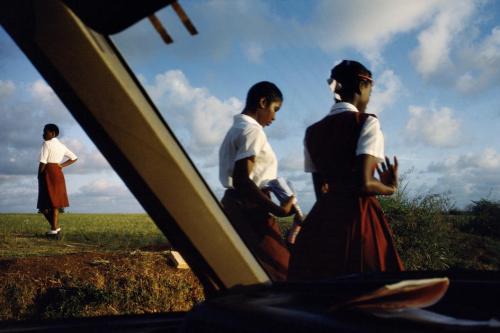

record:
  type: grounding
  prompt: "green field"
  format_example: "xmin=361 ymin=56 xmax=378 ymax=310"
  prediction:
xmin=0 ymin=213 xmax=170 ymax=258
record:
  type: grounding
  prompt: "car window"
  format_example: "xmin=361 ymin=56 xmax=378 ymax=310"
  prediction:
xmin=0 ymin=27 xmax=204 ymax=321
xmin=111 ymin=1 xmax=500 ymax=278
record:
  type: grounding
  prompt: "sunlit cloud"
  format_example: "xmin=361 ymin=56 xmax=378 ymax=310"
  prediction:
xmin=411 ymin=1 xmax=475 ymax=78
xmin=455 ymin=26 xmax=500 ymax=93
xmin=144 ymin=69 xmax=243 ymax=153
xmin=0 ymin=175 xmax=37 ymax=212
xmin=405 ymin=105 xmax=462 ymax=148
xmin=71 ymin=178 xmax=143 ymax=213
xmin=425 ymin=148 xmax=500 ymax=206
xmin=308 ymin=0 xmax=444 ymax=64
xmin=428 ymin=148 xmax=500 ymax=173
xmin=367 ymin=69 xmax=403 ymax=115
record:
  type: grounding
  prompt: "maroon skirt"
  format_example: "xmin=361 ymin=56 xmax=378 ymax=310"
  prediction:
xmin=288 ymin=192 xmax=403 ymax=281
xmin=221 ymin=189 xmax=290 ymax=281
xmin=37 ymin=163 xmax=69 ymax=209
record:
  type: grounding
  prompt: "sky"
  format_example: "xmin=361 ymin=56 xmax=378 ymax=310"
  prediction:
xmin=1 ymin=0 xmax=500 ymax=213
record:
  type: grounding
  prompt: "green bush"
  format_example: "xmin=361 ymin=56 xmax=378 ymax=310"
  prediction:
xmin=463 ymin=199 xmax=500 ymax=239
xmin=379 ymin=182 xmax=453 ymax=271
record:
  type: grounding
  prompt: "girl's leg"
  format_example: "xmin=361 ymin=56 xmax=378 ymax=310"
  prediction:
xmin=51 ymin=208 xmax=59 ymax=231
xmin=41 ymin=209 xmax=52 ymax=227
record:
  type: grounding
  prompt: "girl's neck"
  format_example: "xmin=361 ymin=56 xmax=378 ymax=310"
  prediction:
xmin=343 ymin=97 xmax=364 ymax=113
xmin=242 ymin=109 xmax=257 ymax=119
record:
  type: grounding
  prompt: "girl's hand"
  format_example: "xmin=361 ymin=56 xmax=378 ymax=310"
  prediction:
xmin=278 ymin=196 xmax=296 ymax=217
xmin=376 ymin=156 xmax=398 ymax=189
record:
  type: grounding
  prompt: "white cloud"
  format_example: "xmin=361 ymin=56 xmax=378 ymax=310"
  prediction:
xmin=408 ymin=1 xmax=500 ymax=94
xmin=455 ymin=26 xmax=500 ymax=93
xmin=309 ymin=0 xmax=444 ymax=64
xmin=0 ymin=80 xmax=15 ymax=100
xmin=0 ymin=79 xmax=76 ymax=175
xmin=367 ymin=69 xmax=402 ymax=115
xmin=145 ymin=69 xmax=243 ymax=152
xmin=61 ymin=138 xmax=111 ymax=175
xmin=0 ymin=79 xmax=111 ymax=176
xmin=479 ymin=26 xmax=500 ymax=61
xmin=0 ymin=175 xmax=37 ymax=212
xmin=428 ymin=148 xmax=500 ymax=173
xmin=71 ymin=178 xmax=143 ymax=213
xmin=405 ymin=105 xmax=461 ymax=147
xmin=242 ymin=42 xmax=264 ymax=63
xmin=76 ymin=179 xmax=126 ymax=197
xmin=30 ymin=79 xmax=58 ymax=104
xmin=456 ymin=72 xmax=476 ymax=92
xmin=426 ymin=148 xmax=500 ymax=206
xmin=410 ymin=1 xmax=475 ymax=78
xmin=28 ymin=79 xmax=71 ymax=122
xmin=279 ymin=154 xmax=304 ymax=172
xmin=112 ymin=0 xmax=498 ymax=95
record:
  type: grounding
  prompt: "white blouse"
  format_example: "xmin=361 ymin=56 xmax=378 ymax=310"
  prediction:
xmin=219 ymin=114 xmax=278 ymax=188
xmin=304 ymin=102 xmax=385 ymax=173
xmin=39 ymin=138 xmax=77 ymax=164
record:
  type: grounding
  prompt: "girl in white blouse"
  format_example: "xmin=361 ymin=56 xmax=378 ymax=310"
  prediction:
xmin=37 ymin=123 xmax=77 ymax=236
xmin=219 ymin=81 xmax=295 ymax=281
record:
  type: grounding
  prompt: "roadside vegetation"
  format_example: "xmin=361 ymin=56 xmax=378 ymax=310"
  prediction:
xmin=380 ymin=189 xmax=500 ymax=271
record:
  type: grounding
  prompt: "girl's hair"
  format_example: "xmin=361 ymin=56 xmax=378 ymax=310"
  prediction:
xmin=329 ymin=60 xmax=372 ymax=101
xmin=44 ymin=123 xmax=59 ymax=136
xmin=245 ymin=81 xmax=283 ymax=110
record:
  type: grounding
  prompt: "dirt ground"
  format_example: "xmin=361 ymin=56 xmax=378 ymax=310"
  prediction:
xmin=0 ymin=250 xmax=205 ymax=320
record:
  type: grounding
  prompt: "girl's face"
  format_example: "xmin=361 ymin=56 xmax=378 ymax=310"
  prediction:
xmin=256 ymin=98 xmax=282 ymax=127
xmin=43 ymin=129 xmax=56 ymax=141
xmin=357 ymin=81 xmax=372 ymax=113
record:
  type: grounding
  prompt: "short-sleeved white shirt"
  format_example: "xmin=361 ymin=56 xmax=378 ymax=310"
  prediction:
xmin=219 ymin=114 xmax=278 ymax=188
xmin=39 ymin=138 xmax=78 ymax=164
xmin=304 ymin=102 xmax=384 ymax=173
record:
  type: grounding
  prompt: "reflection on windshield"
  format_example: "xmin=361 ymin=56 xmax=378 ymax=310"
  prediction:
xmin=112 ymin=1 xmax=500 ymax=279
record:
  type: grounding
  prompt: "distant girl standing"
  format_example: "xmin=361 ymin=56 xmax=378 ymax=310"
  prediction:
xmin=37 ymin=124 xmax=77 ymax=236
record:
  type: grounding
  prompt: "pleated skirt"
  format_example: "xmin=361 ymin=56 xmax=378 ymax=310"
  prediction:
xmin=288 ymin=192 xmax=403 ymax=281
xmin=221 ymin=189 xmax=290 ymax=281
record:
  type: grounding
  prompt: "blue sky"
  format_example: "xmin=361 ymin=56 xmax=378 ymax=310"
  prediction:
xmin=1 ymin=0 xmax=500 ymax=213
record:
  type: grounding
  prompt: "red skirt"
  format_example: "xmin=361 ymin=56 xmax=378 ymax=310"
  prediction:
xmin=37 ymin=163 xmax=69 ymax=209
xmin=221 ymin=189 xmax=290 ymax=281
xmin=288 ymin=192 xmax=403 ymax=281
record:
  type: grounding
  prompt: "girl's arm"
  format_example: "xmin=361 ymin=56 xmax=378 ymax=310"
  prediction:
xmin=59 ymin=158 xmax=77 ymax=168
xmin=38 ymin=162 xmax=46 ymax=175
xmin=358 ymin=154 xmax=398 ymax=196
xmin=233 ymin=157 xmax=294 ymax=217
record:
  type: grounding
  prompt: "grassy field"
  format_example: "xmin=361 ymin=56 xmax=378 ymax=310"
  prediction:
xmin=0 ymin=213 xmax=170 ymax=258
xmin=0 ymin=213 xmax=204 ymax=320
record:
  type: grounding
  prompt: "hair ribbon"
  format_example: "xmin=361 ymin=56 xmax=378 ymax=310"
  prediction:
xmin=327 ymin=78 xmax=342 ymax=101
